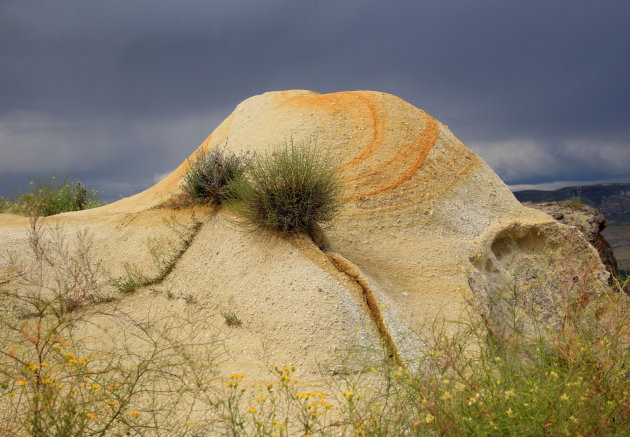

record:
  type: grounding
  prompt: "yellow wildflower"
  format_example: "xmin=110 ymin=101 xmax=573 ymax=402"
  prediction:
xmin=6 ymin=393 xmax=16 ymax=397
xmin=129 ymin=410 xmax=139 ymax=418
xmin=248 ymin=407 xmax=256 ymax=413
xmin=560 ymin=394 xmax=569 ymax=401
xmin=425 ymin=413 xmax=435 ymax=423
xmin=257 ymin=395 xmax=265 ymax=402
xmin=441 ymin=391 xmax=452 ymax=401
xmin=86 ymin=413 xmax=95 ymax=419
xmin=507 ymin=408 xmax=513 ymax=417
xmin=91 ymin=384 xmax=100 ymax=390
xmin=17 ymin=381 xmax=26 ymax=387
xmin=504 ymin=390 xmax=516 ymax=399
xmin=40 ymin=362 xmax=48 ymax=367
xmin=108 ymin=401 xmax=116 ymax=406
xmin=281 ymin=374 xmax=291 ymax=381
xmin=53 ymin=344 xmax=63 ymax=350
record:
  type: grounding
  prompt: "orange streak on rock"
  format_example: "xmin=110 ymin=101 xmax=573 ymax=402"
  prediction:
xmin=343 ymin=153 xmax=479 ymax=216
xmin=336 ymin=92 xmax=386 ymax=172
xmin=283 ymin=91 xmax=386 ymax=172
xmin=346 ymin=114 xmax=439 ymax=201
xmin=419 ymin=154 xmax=478 ymax=203
xmin=283 ymin=92 xmax=350 ymax=114
xmin=379 ymin=137 xmax=472 ymax=198
xmin=344 ymin=105 xmax=412 ymax=183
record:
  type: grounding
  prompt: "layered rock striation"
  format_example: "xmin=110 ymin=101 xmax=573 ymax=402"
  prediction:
xmin=0 ymin=90 xmax=609 ymax=378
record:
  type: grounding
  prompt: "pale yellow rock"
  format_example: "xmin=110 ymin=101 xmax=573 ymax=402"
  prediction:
xmin=0 ymin=90 xmax=607 ymax=381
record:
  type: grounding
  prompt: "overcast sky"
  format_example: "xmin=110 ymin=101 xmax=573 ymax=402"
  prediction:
xmin=1 ymin=0 xmax=629 ymax=200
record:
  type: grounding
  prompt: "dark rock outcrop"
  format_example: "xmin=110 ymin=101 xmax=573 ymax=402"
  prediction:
xmin=524 ymin=200 xmax=620 ymax=280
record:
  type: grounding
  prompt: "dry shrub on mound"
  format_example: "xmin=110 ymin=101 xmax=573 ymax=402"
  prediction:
xmin=228 ymin=141 xmax=342 ymax=235
xmin=180 ymin=147 xmax=247 ymax=205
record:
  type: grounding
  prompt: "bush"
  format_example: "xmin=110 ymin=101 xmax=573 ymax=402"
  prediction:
xmin=0 ymin=175 xmax=102 ymax=217
xmin=228 ymin=141 xmax=342 ymax=235
xmin=180 ymin=147 xmax=247 ymax=204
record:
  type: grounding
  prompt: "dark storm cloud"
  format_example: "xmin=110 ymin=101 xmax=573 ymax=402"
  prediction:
xmin=1 ymin=0 xmax=629 ymax=199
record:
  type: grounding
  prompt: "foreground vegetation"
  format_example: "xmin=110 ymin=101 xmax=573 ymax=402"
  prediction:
xmin=182 ymin=142 xmax=342 ymax=236
xmin=0 ymin=216 xmax=628 ymax=435
xmin=0 ymin=175 xmax=102 ymax=217
xmin=1 ymin=147 xmax=628 ymax=435
xmin=180 ymin=146 xmax=247 ymax=205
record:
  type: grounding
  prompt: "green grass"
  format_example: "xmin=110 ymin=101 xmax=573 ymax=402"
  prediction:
xmin=228 ymin=140 xmax=342 ymax=236
xmin=0 ymin=174 xmax=102 ymax=217
xmin=111 ymin=218 xmax=202 ymax=295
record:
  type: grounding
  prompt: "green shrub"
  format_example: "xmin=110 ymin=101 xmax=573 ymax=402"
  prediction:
xmin=180 ymin=147 xmax=247 ymax=204
xmin=228 ymin=141 xmax=342 ymax=235
xmin=0 ymin=175 xmax=102 ymax=216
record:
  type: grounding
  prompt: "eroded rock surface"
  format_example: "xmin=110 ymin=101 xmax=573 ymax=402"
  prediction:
xmin=0 ymin=90 xmax=609 ymax=379
xmin=525 ymin=201 xmax=619 ymax=279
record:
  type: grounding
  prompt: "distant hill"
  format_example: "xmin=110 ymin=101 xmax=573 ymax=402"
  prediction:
xmin=514 ymin=183 xmax=630 ymax=277
xmin=514 ymin=183 xmax=630 ymax=222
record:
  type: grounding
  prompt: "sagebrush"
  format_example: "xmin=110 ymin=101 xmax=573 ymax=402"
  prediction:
xmin=228 ymin=141 xmax=342 ymax=235
xmin=180 ymin=147 xmax=247 ymax=205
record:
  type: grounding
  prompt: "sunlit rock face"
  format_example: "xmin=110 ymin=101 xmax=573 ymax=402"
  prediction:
xmin=180 ymin=90 xmax=607 ymax=351
xmin=0 ymin=90 xmax=608 ymax=375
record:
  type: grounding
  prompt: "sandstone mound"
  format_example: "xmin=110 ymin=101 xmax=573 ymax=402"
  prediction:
xmin=0 ymin=90 xmax=608 ymax=380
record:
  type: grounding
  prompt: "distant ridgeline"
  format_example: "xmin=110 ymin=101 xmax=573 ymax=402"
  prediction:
xmin=513 ymin=183 xmax=630 ymax=222
xmin=514 ymin=183 xmax=630 ymax=279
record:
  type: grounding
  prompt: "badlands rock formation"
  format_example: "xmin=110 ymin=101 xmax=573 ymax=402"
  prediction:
xmin=525 ymin=201 xmax=619 ymax=279
xmin=0 ymin=90 xmax=608 ymax=380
